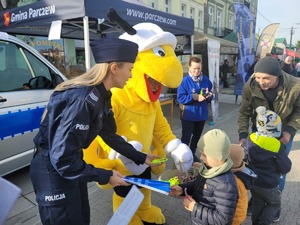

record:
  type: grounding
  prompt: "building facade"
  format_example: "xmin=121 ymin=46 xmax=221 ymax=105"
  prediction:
xmin=137 ymin=0 xmax=257 ymax=38
xmin=0 ymin=0 xmax=258 ymax=75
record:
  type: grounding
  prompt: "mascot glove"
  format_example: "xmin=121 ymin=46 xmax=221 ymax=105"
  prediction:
xmin=165 ymin=139 xmax=193 ymax=173
xmin=164 ymin=138 xmax=182 ymax=154
xmin=108 ymin=140 xmax=148 ymax=175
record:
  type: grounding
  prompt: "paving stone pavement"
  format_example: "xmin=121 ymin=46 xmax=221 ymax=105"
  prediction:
xmin=3 ymin=92 xmax=300 ymax=225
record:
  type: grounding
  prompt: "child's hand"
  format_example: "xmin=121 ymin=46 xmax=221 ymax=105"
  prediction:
xmin=192 ymin=162 xmax=201 ymax=168
xmin=183 ymin=193 xmax=196 ymax=211
xmin=169 ymin=185 xmax=182 ymax=196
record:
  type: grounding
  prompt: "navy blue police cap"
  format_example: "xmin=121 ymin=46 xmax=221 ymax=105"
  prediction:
xmin=90 ymin=38 xmax=138 ymax=63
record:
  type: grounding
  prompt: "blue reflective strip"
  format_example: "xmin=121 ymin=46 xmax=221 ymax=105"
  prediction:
xmin=0 ymin=106 xmax=45 ymax=140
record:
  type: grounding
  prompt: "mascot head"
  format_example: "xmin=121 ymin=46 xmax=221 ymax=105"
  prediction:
xmin=119 ymin=22 xmax=183 ymax=102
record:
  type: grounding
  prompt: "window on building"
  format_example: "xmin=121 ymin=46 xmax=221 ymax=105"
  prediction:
xmin=165 ymin=0 xmax=170 ymax=13
xmin=244 ymin=1 xmax=250 ymax=8
xmin=216 ymin=9 xmax=222 ymax=29
xmin=150 ymin=0 xmax=157 ymax=8
xmin=208 ymin=6 xmax=214 ymax=27
xmin=181 ymin=4 xmax=186 ymax=17
xmin=229 ymin=14 xmax=233 ymax=30
xmin=190 ymin=7 xmax=195 ymax=19
xmin=198 ymin=10 xmax=203 ymax=29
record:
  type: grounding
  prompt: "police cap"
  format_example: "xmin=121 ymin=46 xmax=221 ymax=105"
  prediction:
xmin=90 ymin=38 xmax=138 ymax=63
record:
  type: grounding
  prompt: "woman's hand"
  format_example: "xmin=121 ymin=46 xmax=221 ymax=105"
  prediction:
xmin=145 ymin=153 xmax=164 ymax=166
xmin=198 ymin=94 xmax=206 ymax=102
xmin=204 ymin=92 xmax=212 ymax=99
xmin=108 ymin=170 xmax=130 ymax=187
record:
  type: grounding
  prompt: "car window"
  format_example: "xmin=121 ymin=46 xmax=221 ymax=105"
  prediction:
xmin=0 ymin=41 xmax=31 ymax=91
xmin=23 ymin=49 xmax=53 ymax=81
xmin=0 ymin=41 xmax=55 ymax=92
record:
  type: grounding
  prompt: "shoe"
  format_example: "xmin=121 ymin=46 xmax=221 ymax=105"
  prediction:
xmin=272 ymin=209 xmax=281 ymax=223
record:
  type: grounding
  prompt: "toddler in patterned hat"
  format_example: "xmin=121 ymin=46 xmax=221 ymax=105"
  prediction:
xmin=244 ymin=106 xmax=291 ymax=225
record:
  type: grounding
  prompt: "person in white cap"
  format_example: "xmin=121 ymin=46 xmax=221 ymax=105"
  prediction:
xmin=281 ymin=56 xmax=293 ymax=74
xmin=84 ymin=22 xmax=193 ymax=225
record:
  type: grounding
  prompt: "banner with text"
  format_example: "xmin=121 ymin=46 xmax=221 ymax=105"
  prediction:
xmin=233 ymin=3 xmax=256 ymax=96
xmin=207 ymin=39 xmax=220 ymax=123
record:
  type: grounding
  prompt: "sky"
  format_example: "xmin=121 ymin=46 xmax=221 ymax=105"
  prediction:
xmin=255 ymin=0 xmax=300 ymax=46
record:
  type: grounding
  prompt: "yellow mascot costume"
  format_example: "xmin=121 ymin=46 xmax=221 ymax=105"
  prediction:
xmin=84 ymin=22 xmax=193 ymax=225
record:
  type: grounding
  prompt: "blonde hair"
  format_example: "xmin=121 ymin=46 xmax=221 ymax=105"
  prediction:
xmin=55 ymin=63 xmax=109 ymax=91
xmin=41 ymin=63 xmax=109 ymax=121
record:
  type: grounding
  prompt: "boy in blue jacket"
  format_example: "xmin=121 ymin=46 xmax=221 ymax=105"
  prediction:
xmin=244 ymin=106 xmax=292 ymax=225
xmin=170 ymin=129 xmax=238 ymax=225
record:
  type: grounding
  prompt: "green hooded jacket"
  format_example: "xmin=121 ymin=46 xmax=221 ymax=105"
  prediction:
xmin=238 ymin=71 xmax=300 ymax=140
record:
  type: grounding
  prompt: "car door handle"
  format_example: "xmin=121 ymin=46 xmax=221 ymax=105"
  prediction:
xmin=0 ymin=98 xmax=7 ymax=102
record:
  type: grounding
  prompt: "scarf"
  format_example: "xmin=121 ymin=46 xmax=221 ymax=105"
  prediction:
xmin=198 ymin=158 xmax=233 ymax=178
xmin=189 ymin=73 xmax=203 ymax=83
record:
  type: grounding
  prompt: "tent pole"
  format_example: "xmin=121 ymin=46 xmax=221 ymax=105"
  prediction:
xmin=83 ymin=16 xmax=91 ymax=71
xmin=191 ymin=35 xmax=194 ymax=56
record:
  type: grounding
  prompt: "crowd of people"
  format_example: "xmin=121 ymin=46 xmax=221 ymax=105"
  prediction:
xmin=220 ymin=54 xmax=300 ymax=92
xmin=171 ymin=55 xmax=300 ymax=225
xmin=28 ymin=32 xmax=300 ymax=225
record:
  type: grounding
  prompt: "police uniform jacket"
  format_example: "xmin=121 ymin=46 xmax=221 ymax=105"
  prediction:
xmin=34 ymin=83 xmax=146 ymax=185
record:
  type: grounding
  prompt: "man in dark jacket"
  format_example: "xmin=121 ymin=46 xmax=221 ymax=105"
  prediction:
xmin=220 ymin=59 xmax=230 ymax=87
xmin=238 ymin=56 xmax=300 ymax=221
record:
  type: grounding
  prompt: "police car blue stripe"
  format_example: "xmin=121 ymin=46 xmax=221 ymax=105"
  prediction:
xmin=0 ymin=106 xmax=45 ymax=140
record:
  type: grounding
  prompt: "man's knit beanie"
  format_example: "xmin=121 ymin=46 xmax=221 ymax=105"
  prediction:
xmin=254 ymin=56 xmax=282 ymax=77
xmin=197 ymin=129 xmax=230 ymax=161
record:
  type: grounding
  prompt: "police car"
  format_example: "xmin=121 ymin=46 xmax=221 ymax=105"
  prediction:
xmin=0 ymin=31 xmax=67 ymax=176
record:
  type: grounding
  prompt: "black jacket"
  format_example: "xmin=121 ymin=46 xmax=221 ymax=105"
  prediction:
xmin=180 ymin=170 xmax=238 ymax=225
xmin=34 ymin=83 xmax=146 ymax=185
xmin=245 ymin=133 xmax=292 ymax=188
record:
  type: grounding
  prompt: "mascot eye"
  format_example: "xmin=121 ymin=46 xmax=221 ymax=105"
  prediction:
xmin=152 ymin=47 xmax=165 ymax=57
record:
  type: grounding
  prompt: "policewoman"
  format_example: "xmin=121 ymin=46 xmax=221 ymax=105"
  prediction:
xmin=30 ymin=38 xmax=159 ymax=225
